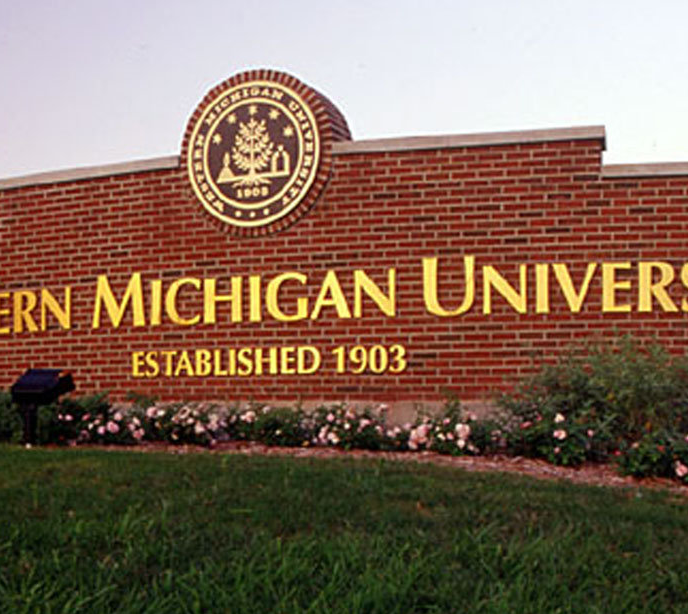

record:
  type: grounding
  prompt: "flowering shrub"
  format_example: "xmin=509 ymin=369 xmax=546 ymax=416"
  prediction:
xmin=498 ymin=335 xmax=688 ymax=470
xmin=311 ymin=404 xmax=390 ymax=450
xmin=499 ymin=335 xmax=688 ymax=446
xmin=465 ymin=418 xmax=505 ymax=456
xmin=141 ymin=402 xmax=225 ymax=446
xmin=80 ymin=406 xmax=144 ymax=446
xmin=41 ymin=396 xmax=225 ymax=447
xmin=49 ymin=395 xmax=144 ymax=446
xmin=427 ymin=415 xmax=477 ymax=455
xmin=35 ymin=394 xmax=687 ymax=482
xmin=414 ymin=405 xmax=496 ymax=456
xmin=252 ymin=406 xmax=309 ymax=447
xmin=616 ymin=430 xmax=688 ymax=481
xmin=616 ymin=430 xmax=674 ymax=478
xmin=504 ymin=411 xmax=600 ymax=467
xmin=39 ymin=397 xmax=491 ymax=458
xmin=41 ymin=394 xmax=114 ymax=445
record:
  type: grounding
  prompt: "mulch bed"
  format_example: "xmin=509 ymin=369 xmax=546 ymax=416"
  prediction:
xmin=57 ymin=440 xmax=688 ymax=499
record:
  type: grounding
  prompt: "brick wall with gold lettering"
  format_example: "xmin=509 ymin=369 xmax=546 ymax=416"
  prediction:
xmin=2 ymin=81 xmax=688 ymax=410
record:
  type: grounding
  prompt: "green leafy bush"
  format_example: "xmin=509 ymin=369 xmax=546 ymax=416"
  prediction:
xmin=310 ymin=404 xmax=390 ymax=450
xmin=498 ymin=334 xmax=688 ymax=470
xmin=616 ymin=429 xmax=675 ymax=478
xmin=0 ymin=392 xmax=21 ymax=443
xmin=38 ymin=393 xmax=112 ymax=445
xmin=253 ymin=406 xmax=310 ymax=447
xmin=616 ymin=429 xmax=688 ymax=481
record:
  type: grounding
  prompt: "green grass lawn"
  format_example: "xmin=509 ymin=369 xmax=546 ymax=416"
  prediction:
xmin=1 ymin=446 xmax=687 ymax=613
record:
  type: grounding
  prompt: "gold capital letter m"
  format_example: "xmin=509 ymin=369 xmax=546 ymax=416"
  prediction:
xmin=92 ymin=273 xmax=146 ymax=329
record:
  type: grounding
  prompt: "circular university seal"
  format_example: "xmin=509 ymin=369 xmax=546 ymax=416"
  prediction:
xmin=183 ymin=70 xmax=350 ymax=236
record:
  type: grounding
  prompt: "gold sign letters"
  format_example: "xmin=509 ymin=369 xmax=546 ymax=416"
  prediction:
xmin=4 ymin=257 xmax=688 ymax=338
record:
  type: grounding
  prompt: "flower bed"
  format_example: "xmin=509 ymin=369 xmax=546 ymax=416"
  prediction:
xmin=2 ymin=335 xmax=688 ymax=485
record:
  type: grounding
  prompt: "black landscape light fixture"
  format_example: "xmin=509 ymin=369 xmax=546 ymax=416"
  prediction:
xmin=10 ymin=369 xmax=75 ymax=445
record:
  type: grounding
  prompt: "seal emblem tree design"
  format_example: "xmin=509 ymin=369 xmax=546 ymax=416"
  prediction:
xmin=184 ymin=70 xmax=349 ymax=236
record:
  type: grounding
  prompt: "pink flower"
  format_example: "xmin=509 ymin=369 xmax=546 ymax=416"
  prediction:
xmin=416 ymin=424 xmax=431 ymax=440
xmin=554 ymin=447 xmax=561 ymax=454
xmin=408 ymin=424 xmax=431 ymax=450
xmin=587 ymin=429 xmax=595 ymax=438
xmin=97 ymin=426 xmax=106 ymax=435
xmin=106 ymin=421 xmax=120 ymax=434
xmin=455 ymin=423 xmax=471 ymax=440
xmin=553 ymin=429 xmax=567 ymax=441
xmin=520 ymin=421 xmax=532 ymax=430
xmin=327 ymin=431 xmax=340 ymax=445
xmin=326 ymin=412 xmax=335 ymax=423
xmin=675 ymin=461 xmax=688 ymax=478
xmin=82 ymin=413 xmax=90 ymax=421
xmin=133 ymin=429 xmax=145 ymax=441
xmin=317 ymin=426 xmax=329 ymax=444
xmin=113 ymin=412 xmax=123 ymax=421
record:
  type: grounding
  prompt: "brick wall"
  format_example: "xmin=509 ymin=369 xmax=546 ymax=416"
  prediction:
xmin=2 ymin=127 xmax=688 ymax=410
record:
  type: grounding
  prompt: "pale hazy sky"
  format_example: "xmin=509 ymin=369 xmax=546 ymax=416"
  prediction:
xmin=2 ymin=0 xmax=688 ymax=178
